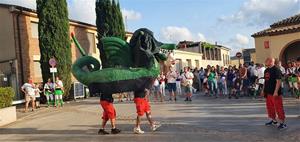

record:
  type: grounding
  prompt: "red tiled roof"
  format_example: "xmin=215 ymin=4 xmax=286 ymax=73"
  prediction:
xmin=271 ymin=14 xmax=300 ymax=28
xmin=252 ymin=13 xmax=300 ymax=37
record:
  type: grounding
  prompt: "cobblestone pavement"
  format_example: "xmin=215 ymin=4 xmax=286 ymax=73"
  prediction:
xmin=1 ymin=94 xmax=300 ymax=142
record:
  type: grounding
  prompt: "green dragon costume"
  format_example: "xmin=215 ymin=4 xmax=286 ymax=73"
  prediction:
xmin=71 ymin=28 xmax=176 ymax=96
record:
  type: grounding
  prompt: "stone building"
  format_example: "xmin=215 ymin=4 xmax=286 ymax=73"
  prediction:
xmin=175 ymin=41 xmax=231 ymax=71
xmin=242 ymin=48 xmax=256 ymax=64
xmin=252 ymin=14 xmax=300 ymax=65
xmin=0 ymin=4 xmax=130 ymax=103
xmin=230 ymin=56 xmax=244 ymax=67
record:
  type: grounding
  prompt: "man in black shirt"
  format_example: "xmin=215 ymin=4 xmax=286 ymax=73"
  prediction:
xmin=261 ymin=58 xmax=287 ymax=130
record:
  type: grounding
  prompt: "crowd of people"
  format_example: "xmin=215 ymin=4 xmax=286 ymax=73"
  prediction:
xmin=140 ymin=58 xmax=300 ymax=102
xmin=19 ymin=57 xmax=300 ymax=133
xmin=21 ymin=76 xmax=64 ymax=112
xmin=112 ymin=57 xmax=299 ymax=131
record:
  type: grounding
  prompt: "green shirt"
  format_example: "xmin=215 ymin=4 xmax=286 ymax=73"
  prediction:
xmin=208 ymin=72 xmax=216 ymax=81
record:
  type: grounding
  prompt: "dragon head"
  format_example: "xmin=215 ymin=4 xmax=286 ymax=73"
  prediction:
xmin=129 ymin=28 xmax=176 ymax=68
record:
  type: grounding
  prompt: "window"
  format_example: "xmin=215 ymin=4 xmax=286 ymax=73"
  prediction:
xmin=215 ymin=49 xmax=218 ymax=60
xmin=186 ymin=59 xmax=192 ymax=68
xmin=195 ymin=60 xmax=200 ymax=68
xmin=218 ymin=49 xmax=222 ymax=61
xmin=87 ymin=32 xmax=96 ymax=53
xmin=33 ymin=60 xmax=42 ymax=79
xmin=223 ymin=54 xmax=225 ymax=66
xmin=202 ymin=47 xmax=206 ymax=59
xmin=212 ymin=49 xmax=215 ymax=60
xmin=206 ymin=49 xmax=210 ymax=60
xmin=176 ymin=59 xmax=182 ymax=72
xmin=198 ymin=44 xmax=203 ymax=53
xmin=31 ymin=22 xmax=39 ymax=38
xmin=226 ymin=55 xmax=228 ymax=65
xmin=227 ymin=55 xmax=230 ymax=65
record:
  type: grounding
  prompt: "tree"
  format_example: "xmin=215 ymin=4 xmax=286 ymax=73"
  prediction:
xmin=116 ymin=1 xmax=126 ymax=39
xmin=37 ymin=0 xmax=72 ymax=97
xmin=96 ymin=0 xmax=111 ymax=38
xmin=96 ymin=0 xmax=126 ymax=67
xmin=111 ymin=0 xmax=119 ymax=36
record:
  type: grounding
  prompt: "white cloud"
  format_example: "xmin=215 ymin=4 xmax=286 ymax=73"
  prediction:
xmin=0 ymin=0 xmax=36 ymax=9
xmin=122 ymin=8 xmax=142 ymax=21
xmin=68 ymin=0 xmax=96 ymax=25
xmin=0 ymin=0 xmax=142 ymax=25
xmin=197 ymin=33 xmax=207 ymax=42
xmin=160 ymin=26 xmax=208 ymax=43
xmin=161 ymin=26 xmax=194 ymax=42
xmin=0 ymin=0 xmax=96 ymax=24
xmin=219 ymin=0 xmax=300 ymax=27
xmin=235 ymin=34 xmax=249 ymax=45
xmin=223 ymin=33 xmax=252 ymax=55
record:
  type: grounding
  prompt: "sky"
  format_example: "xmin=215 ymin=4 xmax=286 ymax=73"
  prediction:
xmin=0 ymin=0 xmax=299 ymax=55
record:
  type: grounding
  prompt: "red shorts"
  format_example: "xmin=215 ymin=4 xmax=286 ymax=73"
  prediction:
xmin=265 ymin=94 xmax=285 ymax=121
xmin=134 ymin=98 xmax=151 ymax=116
xmin=100 ymin=100 xmax=116 ymax=121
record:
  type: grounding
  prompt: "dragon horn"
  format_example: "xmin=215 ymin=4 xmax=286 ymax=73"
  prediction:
xmin=71 ymin=32 xmax=86 ymax=56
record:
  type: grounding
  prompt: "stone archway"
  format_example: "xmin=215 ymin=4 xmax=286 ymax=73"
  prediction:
xmin=280 ymin=40 xmax=300 ymax=66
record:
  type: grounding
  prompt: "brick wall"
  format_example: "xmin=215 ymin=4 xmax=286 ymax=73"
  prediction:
xmin=18 ymin=15 xmax=99 ymax=83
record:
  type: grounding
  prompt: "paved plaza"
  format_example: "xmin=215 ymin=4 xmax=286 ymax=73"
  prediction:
xmin=1 ymin=95 xmax=300 ymax=142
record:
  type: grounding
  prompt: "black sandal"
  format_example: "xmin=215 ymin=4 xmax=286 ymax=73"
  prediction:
xmin=98 ymin=129 xmax=109 ymax=135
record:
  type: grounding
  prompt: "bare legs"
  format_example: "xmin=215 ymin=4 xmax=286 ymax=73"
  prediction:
xmin=25 ymin=100 xmax=35 ymax=112
xmin=102 ymin=118 xmax=116 ymax=129
xmin=135 ymin=112 xmax=154 ymax=130
xmin=169 ymin=91 xmax=177 ymax=101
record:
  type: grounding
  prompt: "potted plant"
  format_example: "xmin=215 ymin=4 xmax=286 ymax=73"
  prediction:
xmin=0 ymin=87 xmax=16 ymax=126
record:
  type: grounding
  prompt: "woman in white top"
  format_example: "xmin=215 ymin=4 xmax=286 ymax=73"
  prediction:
xmin=166 ymin=67 xmax=178 ymax=101
xmin=182 ymin=67 xmax=194 ymax=101
xmin=44 ymin=78 xmax=54 ymax=107
xmin=34 ymin=83 xmax=42 ymax=108
xmin=176 ymin=71 xmax=182 ymax=96
xmin=158 ymin=72 xmax=166 ymax=98
xmin=55 ymin=77 xmax=64 ymax=107
xmin=153 ymin=76 xmax=164 ymax=102
xmin=254 ymin=64 xmax=265 ymax=97
xmin=286 ymin=62 xmax=298 ymax=97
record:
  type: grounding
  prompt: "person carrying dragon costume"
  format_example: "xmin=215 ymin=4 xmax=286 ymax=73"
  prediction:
xmin=71 ymin=28 xmax=176 ymax=134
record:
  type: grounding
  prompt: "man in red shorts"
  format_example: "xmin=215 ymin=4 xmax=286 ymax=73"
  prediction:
xmin=261 ymin=58 xmax=287 ymax=130
xmin=98 ymin=94 xmax=121 ymax=135
xmin=133 ymin=89 xmax=161 ymax=134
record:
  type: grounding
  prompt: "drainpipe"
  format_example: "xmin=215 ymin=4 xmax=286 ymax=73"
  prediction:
xmin=16 ymin=8 xmax=25 ymax=84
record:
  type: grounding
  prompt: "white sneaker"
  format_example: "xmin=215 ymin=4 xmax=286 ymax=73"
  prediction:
xmin=134 ymin=127 xmax=145 ymax=134
xmin=151 ymin=123 xmax=161 ymax=132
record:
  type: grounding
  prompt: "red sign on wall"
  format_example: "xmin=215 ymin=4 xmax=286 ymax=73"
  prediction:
xmin=264 ymin=41 xmax=270 ymax=49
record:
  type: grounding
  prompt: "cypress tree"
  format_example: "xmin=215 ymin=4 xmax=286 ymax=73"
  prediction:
xmin=111 ymin=0 xmax=119 ymax=36
xmin=96 ymin=0 xmax=113 ymax=36
xmin=36 ymin=0 xmax=72 ymax=97
xmin=116 ymin=1 xmax=126 ymax=39
xmin=96 ymin=0 xmax=126 ymax=67
xmin=95 ymin=0 xmax=105 ymax=37
xmin=95 ymin=0 xmax=125 ymax=39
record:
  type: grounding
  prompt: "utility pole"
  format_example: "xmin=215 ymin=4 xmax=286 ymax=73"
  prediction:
xmin=125 ymin=16 xmax=128 ymax=31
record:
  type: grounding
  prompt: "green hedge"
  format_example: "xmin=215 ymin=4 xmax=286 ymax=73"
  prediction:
xmin=0 ymin=87 xmax=15 ymax=109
